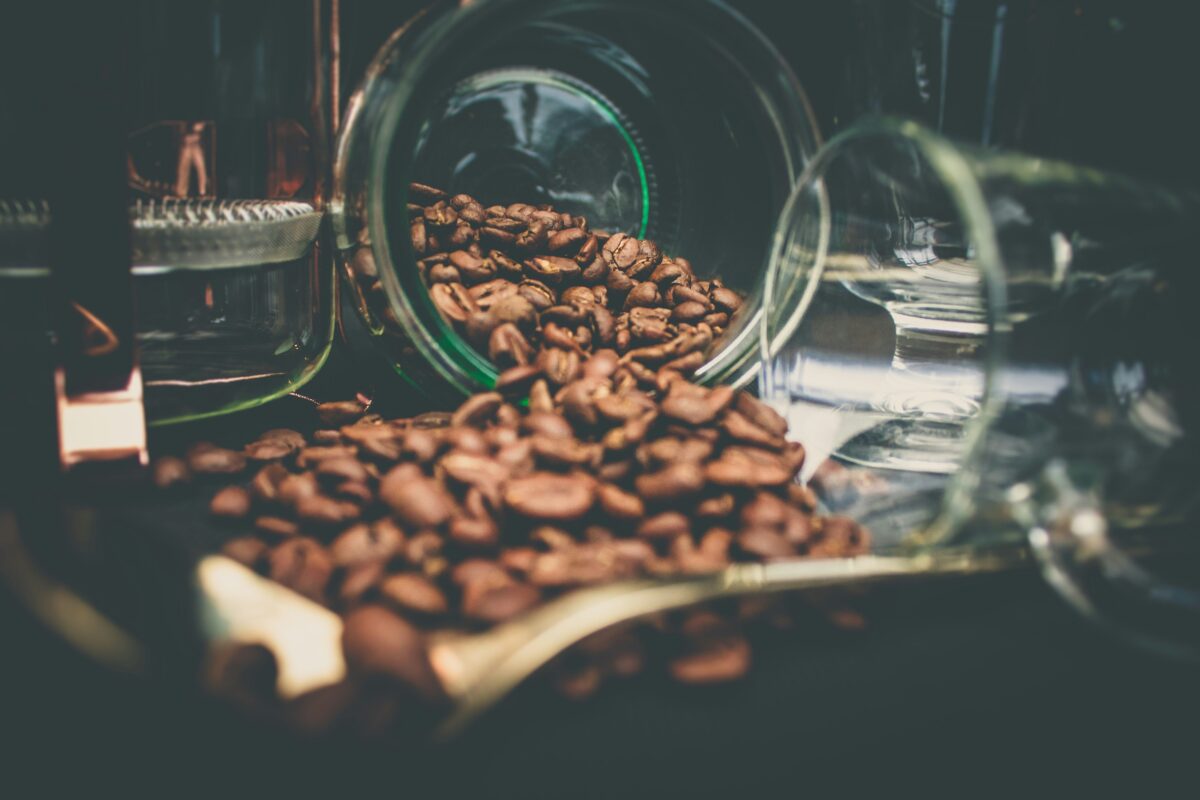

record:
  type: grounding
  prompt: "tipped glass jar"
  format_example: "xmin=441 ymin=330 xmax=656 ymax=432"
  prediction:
xmin=333 ymin=0 xmax=820 ymax=402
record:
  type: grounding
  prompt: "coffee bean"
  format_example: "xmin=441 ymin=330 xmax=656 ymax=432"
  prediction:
xmin=329 ymin=522 xmax=404 ymax=569
xmin=317 ymin=400 xmax=367 ymax=427
xmin=316 ymin=457 xmax=371 ymax=486
xmin=596 ymin=483 xmax=645 ymax=519
xmin=634 ymin=462 xmax=705 ymax=502
xmin=489 ymin=323 xmax=534 ymax=366
xmin=152 ymin=456 xmax=190 ymax=489
xmin=221 ymin=536 xmax=268 ymax=568
xmin=734 ymin=392 xmax=788 ymax=437
xmin=381 ymin=573 xmax=449 ymax=617
xmin=245 ymin=437 xmax=298 ymax=462
xmin=736 ymin=527 xmax=795 ymax=560
xmin=380 ymin=467 xmax=454 ymax=529
xmin=296 ymin=493 xmax=361 ymax=526
xmin=269 ymin=538 xmax=333 ymax=602
xmin=636 ymin=511 xmax=690 ymax=539
xmin=341 ymin=605 xmax=442 ymax=700
xmin=504 ymin=472 xmax=594 ymax=521
xmin=451 ymin=392 xmax=503 ymax=429
xmin=669 ymin=613 xmax=751 ymax=684
xmin=255 ymin=515 xmax=301 ymax=538
xmin=462 ymin=581 xmax=541 ymax=624
xmin=187 ymin=444 xmax=247 ymax=475
xmin=209 ymin=485 xmax=252 ymax=518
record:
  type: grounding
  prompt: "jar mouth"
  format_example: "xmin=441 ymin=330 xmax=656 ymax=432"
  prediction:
xmin=337 ymin=0 xmax=820 ymax=396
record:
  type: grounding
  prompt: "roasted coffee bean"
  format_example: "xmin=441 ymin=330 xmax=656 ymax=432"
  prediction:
xmin=448 ymin=513 xmax=500 ymax=549
xmin=537 ymin=347 xmax=581 ymax=387
xmin=222 ymin=536 xmax=268 ymax=568
xmin=490 ymin=294 xmax=538 ymax=329
xmin=548 ymin=226 xmax=587 ymax=253
xmin=255 ymin=515 xmax=300 ymax=538
xmin=671 ymin=300 xmax=708 ymax=323
xmin=449 ymin=250 xmax=495 ymax=283
xmin=330 ymin=521 xmax=405 ymax=568
xmin=636 ymin=511 xmax=690 ymax=539
xmin=316 ymin=457 xmax=371 ymax=486
xmin=296 ymin=494 xmax=361 ymax=526
xmin=296 ymin=445 xmax=358 ymax=470
xmin=380 ymin=573 xmax=448 ymax=617
xmin=277 ymin=471 xmax=320 ymax=506
xmin=705 ymin=447 xmax=794 ymax=488
xmin=736 ymin=527 xmax=795 ymax=560
xmin=660 ymin=382 xmax=733 ymax=426
xmin=187 ymin=444 xmax=247 ymax=475
xmin=210 ymin=486 xmax=252 ymax=518
xmin=269 ymin=538 xmax=334 ymax=602
xmin=430 ymin=282 xmax=476 ymax=322
xmin=624 ymin=281 xmax=661 ymax=309
xmin=341 ymin=605 xmax=442 ymax=700
xmin=424 ymin=203 xmax=458 ymax=228
xmin=451 ymin=392 xmax=503 ymax=429
xmin=669 ymin=613 xmax=751 ymax=684
xmin=734 ymin=391 xmax=788 ymax=437
xmin=634 ymin=461 xmax=705 ymax=503
xmin=489 ymin=323 xmax=534 ymax=366
xmin=408 ymin=182 xmax=447 ymax=203
xmin=317 ymin=400 xmax=367 ymax=427
xmin=495 ymin=364 xmax=541 ymax=396
xmin=596 ymin=483 xmax=645 ymax=519
xmin=463 ymin=581 xmax=540 ymax=624
xmin=152 ymin=456 xmax=191 ymax=489
xmin=380 ymin=466 xmax=454 ymax=529
xmin=602 ymin=232 xmax=639 ymax=270
xmin=245 ymin=437 xmax=298 ymax=461
xmin=504 ymin=472 xmax=594 ymax=521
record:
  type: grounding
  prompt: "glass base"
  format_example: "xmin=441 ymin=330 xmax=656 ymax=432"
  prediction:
xmin=836 ymin=416 xmax=973 ymax=475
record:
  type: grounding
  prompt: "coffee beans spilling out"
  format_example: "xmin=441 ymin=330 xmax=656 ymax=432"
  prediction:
xmin=350 ymin=183 xmax=745 ymax=383
xmin=168 ymin=186 xmax=870 ymax=735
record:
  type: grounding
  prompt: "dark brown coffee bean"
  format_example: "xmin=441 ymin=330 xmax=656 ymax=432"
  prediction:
xmin=528 ymin=379 xmax=555 ymax=414
xmin=463 ymin=582 xmax=541 ymax=624
xmin=537 ymin=347 xmax=581 ymax=387
xmin=605 ymin=267 xmax=636 ymax=293
xmin=448 ymin=222 xmax=478 ymax=248
xmin=602 ymin=232 xmax=639 ymax=270
xmin=660 ymin=383 xmax=734 ymax=426
xmin=255 ymin=515 xmax=300 ymax=538
xmin=515 ymin=221 xmax=549 ymax=251
xmin=548 ymin=226 xmax=587 ymax=254
xmin=481 ymin=226 xmax=518 ymax=247
xmin=380 ymin=467 xmax=454 ymax=529
xmin=152 ymin=456 xmax=190 ymax=489
xmin=671 ymin=301 xmax=708 ymax=323
xmin=404 ymin=530 xmax=444 ymax=566
xmin=596 ymin=483 xmax=645 ymax=519
xmin=311 ymin=429 xmax=343 ymax=445
xmin=296 ymin=445 xmax=359 ymax=469
xmin=209 ymin=485 xmax=251 ymax=518
xmin=380 ymin=573 xmax=448 ymax=616
xmin=221 ymin=536 xmax=268 ymax=568
xmin=594 ymin=391 xmax=655 ymax=423
xmin=244 ymin=437 xmax=298 ymax=462
xmin=650 ymin=260 xmax=686 ymax=286
xmin=705 ymin=447 xmax=793 ymax=488
xmin=710 ymin=286 xmax=743 ymax=313
xmin=277 ymin=472 xmax=320 ymax=506
xmin=504 ymin=472 xmax=594 ymax=521
xmin=338 ymin=561 xmax=386 ymax=607
xmin=448 ymin=513 xmax=501 ymax=549
xmin=424 ymin=203 xmax=458 ymax=228
xmin=557 ymin=379 xmax=604 ymax=426
xmin=330 ymin=521 xmax=405 ymax=568
xmin=532 ymin=436 xmax=602 ymax=471
xmin=490 ymin=294 xmax=538 ymax=329
xmin=317 ymin=400 xmax=367 ymax=427
xmin=495 ymin=364 xmax=541 ymax=396
xmin=734 ymin=392 xmax=789 ymax=437
xmin=296 ymin=493 xmax=361 ymax=526
xmin=489 ymin=323 xmax=534 ymax=366
xmin=268 ymin=537 xmax=334 ymax=601
xmin=521 ymin=411 xmax=573 ymax=439
xmin=400 ymin=429 xmax=439 ymax=464
xmin=316 ymin=456 xmax=371 ymax=486
xmin=517 ymin=279 xmax=556 ymax=311
xmin=450 ymin=391 xmax=503 ymax=428
xmin=634 ymin=462 xmax=705 ymax=502
xmin=187 ymin=444 xmax=247 ymax=475
xmin=408 ymin=182 xmax=447 ymax=203
xmin=341 ymin=605 xmax=442 ymax=700
xmin=669 ymin=613 xmax=751 ymax=684
xmin=430 ymin=282 xmax=476 ymax=323
xmin=623 ymin=281 xmax=661 ymax=309
xmin=637 ymin=511 xmax=690 ymax=539
xmin=410 ymin=218 xmax=428 ymax=254
xmin=696 ymin=493 xmax=736 ymax=519
xmin=736 ymin=528 xmax=795 ymax=560
xmin=586 ymin=305 xmax=617 ymax=346
xmin=450 ymin=558 xmax=511 ymax=588
xmin=468 ymin=278 xmax=519 ymax=309
xmin=575 ymin=234 xmax=599 ymax=265
xmin=449 ymin=250 xmax=495 ymax=283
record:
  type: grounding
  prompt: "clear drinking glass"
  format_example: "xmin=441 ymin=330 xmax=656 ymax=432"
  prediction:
xmin=761 ymin=118 xmax=1200 ymax=654
xmin=332 ymin=0 xmax=820 ymax=402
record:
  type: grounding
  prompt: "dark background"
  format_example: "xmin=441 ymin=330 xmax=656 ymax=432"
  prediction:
xmin=2 ymin=1 xmax=1199 ymax=796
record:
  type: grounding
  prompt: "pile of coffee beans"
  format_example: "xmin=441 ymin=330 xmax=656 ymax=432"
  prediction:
xmin=158 ymin=186 xmax=870 ymax=734
xmin=353 ymin=183 xmax=745 ymax=382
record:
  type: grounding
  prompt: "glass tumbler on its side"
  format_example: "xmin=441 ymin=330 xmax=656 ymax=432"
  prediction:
xmin=333 ymin=0 xmax=820 ymax=402
xmin=761 ymin=118 xmax=1200 ymax=655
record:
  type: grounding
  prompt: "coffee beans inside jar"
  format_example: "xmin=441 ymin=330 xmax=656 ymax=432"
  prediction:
xmin=174 ymin=184 xmax=870 ymax=735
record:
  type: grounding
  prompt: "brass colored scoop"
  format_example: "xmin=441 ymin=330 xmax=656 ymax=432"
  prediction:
xmin=197 ymin=547 xmax=1023 ymax=738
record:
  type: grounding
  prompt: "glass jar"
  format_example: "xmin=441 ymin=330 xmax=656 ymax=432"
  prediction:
xmin=333 ymin=0 xmax=820 ymax=402
xmin=0 ymin=1 xmax=336 ymax=427
xmin=761 ymin=118 xmax=1200 ymax=654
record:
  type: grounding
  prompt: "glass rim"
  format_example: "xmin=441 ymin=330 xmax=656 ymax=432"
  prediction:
xmin=346 ymin=0 xmax=822 ymax=396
